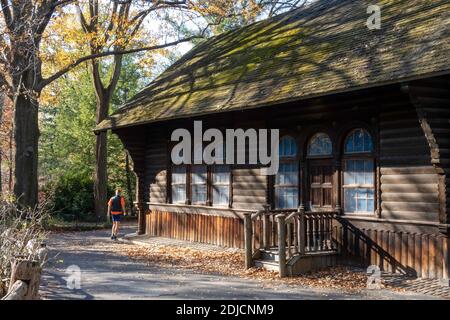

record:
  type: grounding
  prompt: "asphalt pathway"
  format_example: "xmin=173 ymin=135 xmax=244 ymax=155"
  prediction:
xmin=40 ymin=226 xmax=440 ymax=300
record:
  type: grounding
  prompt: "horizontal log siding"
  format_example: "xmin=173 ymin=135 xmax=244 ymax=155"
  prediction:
xmin=333 ymin=220 xmax=445 ymax=279
xmin=409 ymin=78 xmax=450 ymax=225
xmin=379 ymin=95 xmax=440 ymax=223
xmin=232 ymin=167 xmax=267 ymax=210
xmin=146 ymin=210 xmax=245 ymax=248
xmin=146 ymin=129 xmax=167 ymax=204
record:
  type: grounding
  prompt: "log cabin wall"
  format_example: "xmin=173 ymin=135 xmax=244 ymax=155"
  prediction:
xmin=114 ymin=126 xmax=147 ymax=234
xmin=123 ymin=75 xmax=450 ymax=278
xmin=146 ymin=128 xmax=168 ymax=205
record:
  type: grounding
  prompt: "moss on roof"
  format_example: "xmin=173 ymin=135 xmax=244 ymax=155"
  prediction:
xmin=96 ymin=0 xmax=450 ymax=132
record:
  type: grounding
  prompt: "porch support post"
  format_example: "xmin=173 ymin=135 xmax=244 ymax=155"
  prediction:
xmin=298 ymin=205 xmax=306 ymax=255
xmin=244 ymin=213 xmax=253 ymax=269
xmin=442 ymin=234 xmax=450 ymax=286
xmin=136 ymin=174 xmax=146 ymax=235
xmin=262 ymin=204 xmax=270 ymax=250
xmin=277 ymin=214 xmax=287 ymax=277
xmin=333 ymin=160 xmax=342 ymax=214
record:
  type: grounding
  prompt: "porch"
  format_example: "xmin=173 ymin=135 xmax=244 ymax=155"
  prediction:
xmin=244 ymin=205 xmax=338 ymax=277
xmin=141 ymin=203 xmax=448 ymax=281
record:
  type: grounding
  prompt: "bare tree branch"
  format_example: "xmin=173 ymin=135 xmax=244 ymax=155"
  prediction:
xmin=0 ymin=0 xmax=13 ymax=30
xmin=38 ymin=35 xmax=203 ymax=90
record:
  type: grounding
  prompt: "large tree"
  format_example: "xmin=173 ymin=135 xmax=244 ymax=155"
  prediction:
xmin=0 ymin=0 xmax=200 ymax=208
xmin=0 ymin=0 xmax=306 ymax=210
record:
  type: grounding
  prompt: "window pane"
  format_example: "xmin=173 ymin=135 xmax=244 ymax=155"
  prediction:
xmin=344 ymin=160 xmax=374 ymax=186
xmin=367 ymin=197 xmax=375 ymax=212
xmin=213 ymin=165 xmax=230 ymax=206
xmin=191 ymin=165 xmax=207 ymax=204
xmin=344 ymin=189 xmax=356 ymax=212
xmin=213 ymin=185 xmax=229 ymax=206
xmin=344 ymin=129 xmax=373 ymax=154
xmin=213 ymin=165 xmax=230 ymax=184
xmin=344 ymin=160 xmax=355 ymax=184
xmin=172 ymin=166 xmax=186 ymax=184
xmin=275 ymin=187 xmax=298 ymax=209
xmin=192 ymin=184 xmax=207 ymax=204
xmin=191 ymin=166 xmax=207 ymax=183
xmin=172 ymin=166 xmax=186 ymax=204
xmin=172 ymin=185 xmax=186 ymax=203
xmin=307 ymin=133 xmax=332 ymax=156
xmin=279 ymin=136 xmax=297 ymax=157
xmin=364 ymin=161 xmax=374 ymax=184
xmin=355 ymin=160 xmax=365 ymax=184
xmin=276 ymin=162 xmax=298 ymax=185
xmin=344 ymin=188 xmax=374 ymax=213
xmin=357 ymin=198 xmax=367 ymax=212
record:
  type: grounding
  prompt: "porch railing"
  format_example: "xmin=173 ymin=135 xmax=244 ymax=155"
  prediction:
xmin=244 ymin=205 xmax=337 ymax=276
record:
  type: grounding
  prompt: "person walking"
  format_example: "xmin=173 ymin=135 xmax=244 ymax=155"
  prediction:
xmin=108 ymin=189 xmax=126 ymax=240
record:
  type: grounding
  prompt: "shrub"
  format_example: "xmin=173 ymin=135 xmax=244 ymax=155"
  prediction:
xmin=46 ymin=173 xmax=98 ymax=221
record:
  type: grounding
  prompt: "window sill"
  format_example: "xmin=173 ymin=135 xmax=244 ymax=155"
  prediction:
xmin=147 ymin=202 xmax=254 ymax=219
xmin=339 ymin=214 xmax=440 ymax=227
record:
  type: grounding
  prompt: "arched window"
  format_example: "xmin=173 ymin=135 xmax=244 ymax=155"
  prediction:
xmin=344 ymin=128 xmax=373 ymax=153
xmin=342 ymin=129 xmax=375 ymax=214
xmin=275 ymin=136 xmax=298 ymax=209
xmin=307 ymin=133 xmax=332 ymax=156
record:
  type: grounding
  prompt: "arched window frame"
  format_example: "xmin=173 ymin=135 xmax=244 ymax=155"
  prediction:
xmin=341 ymin=128 xmax=376 ymax=215
xmin=274 ymin=135 xmax=299 ymax=209
xmin=307 ymin=132 xmax=333 ymax=158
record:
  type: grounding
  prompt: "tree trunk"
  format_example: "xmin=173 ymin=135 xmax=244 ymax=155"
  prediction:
xmin=13 ymin=94 xmax=39 ymax=208
xmin=94 ymin=130 xmax=108 ymax=220
xmin=9 ymin=125 xmax=13 ymax=192
xmin=94 ymin=97 xmax=109 ymax=220
xmin=0 ymin=95 xmax=3 ymax=193
xmin=125 ymin=151 xmax=134 ymax=216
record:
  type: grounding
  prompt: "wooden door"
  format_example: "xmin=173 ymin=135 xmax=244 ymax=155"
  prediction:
xmin=308 ymin=160 xmax=333 ymax=209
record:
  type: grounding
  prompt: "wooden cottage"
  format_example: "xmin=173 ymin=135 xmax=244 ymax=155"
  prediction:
xmin=95 ymin=0 xmax=450 ymax=280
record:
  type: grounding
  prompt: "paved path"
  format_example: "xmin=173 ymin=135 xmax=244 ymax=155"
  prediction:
xmin=40 ymin=227 xmax=440 ymax=300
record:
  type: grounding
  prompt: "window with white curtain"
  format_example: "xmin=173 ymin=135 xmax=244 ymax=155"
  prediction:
xmin=171 ymin=165 xmax=186 ymax=204
xmin=191 ymin=165 xmax=207 ymax=204
xmin=343 ymin=129 xmax=375 ymax=214
xmin=212 ymin=165 xmax=230 ymax=206
xmin=275 ymin=136 xmax=299 ymax=209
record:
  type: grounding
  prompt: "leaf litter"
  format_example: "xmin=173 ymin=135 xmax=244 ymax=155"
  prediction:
xmin=117 ymin=241 xmax=383 ymax=293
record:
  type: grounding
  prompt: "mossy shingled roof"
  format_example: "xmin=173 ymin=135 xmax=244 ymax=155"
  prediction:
xmin=95 ymin=0 xmax=450 ymax=132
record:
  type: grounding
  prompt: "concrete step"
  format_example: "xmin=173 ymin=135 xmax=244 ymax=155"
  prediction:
xmin=260 ymin=250 xmax=280 ymax=262
xmin=254 ymin=259 xmax=280 ymax=272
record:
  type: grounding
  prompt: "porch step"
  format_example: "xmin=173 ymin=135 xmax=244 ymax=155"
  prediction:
xmin=254 ymin=249 xmax=339 ymax=275
xmin=259 ymin=248 xmax=280 ymax=262
xmin=254 ymin=259 xmax=280 ymax=272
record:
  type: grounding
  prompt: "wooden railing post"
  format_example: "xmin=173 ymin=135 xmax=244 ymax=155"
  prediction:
xmin=276 ymin=214 xmax=287 ymax=277
xmin=262 ymin=204 xmax=270 ymax=250
xmin=134 ymin=202 xmax=146 ymax=235
xmin=244 ymin=213 xmax=253 ymax=269
xmin=298 ymin=205 xmax=306 ymax=255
